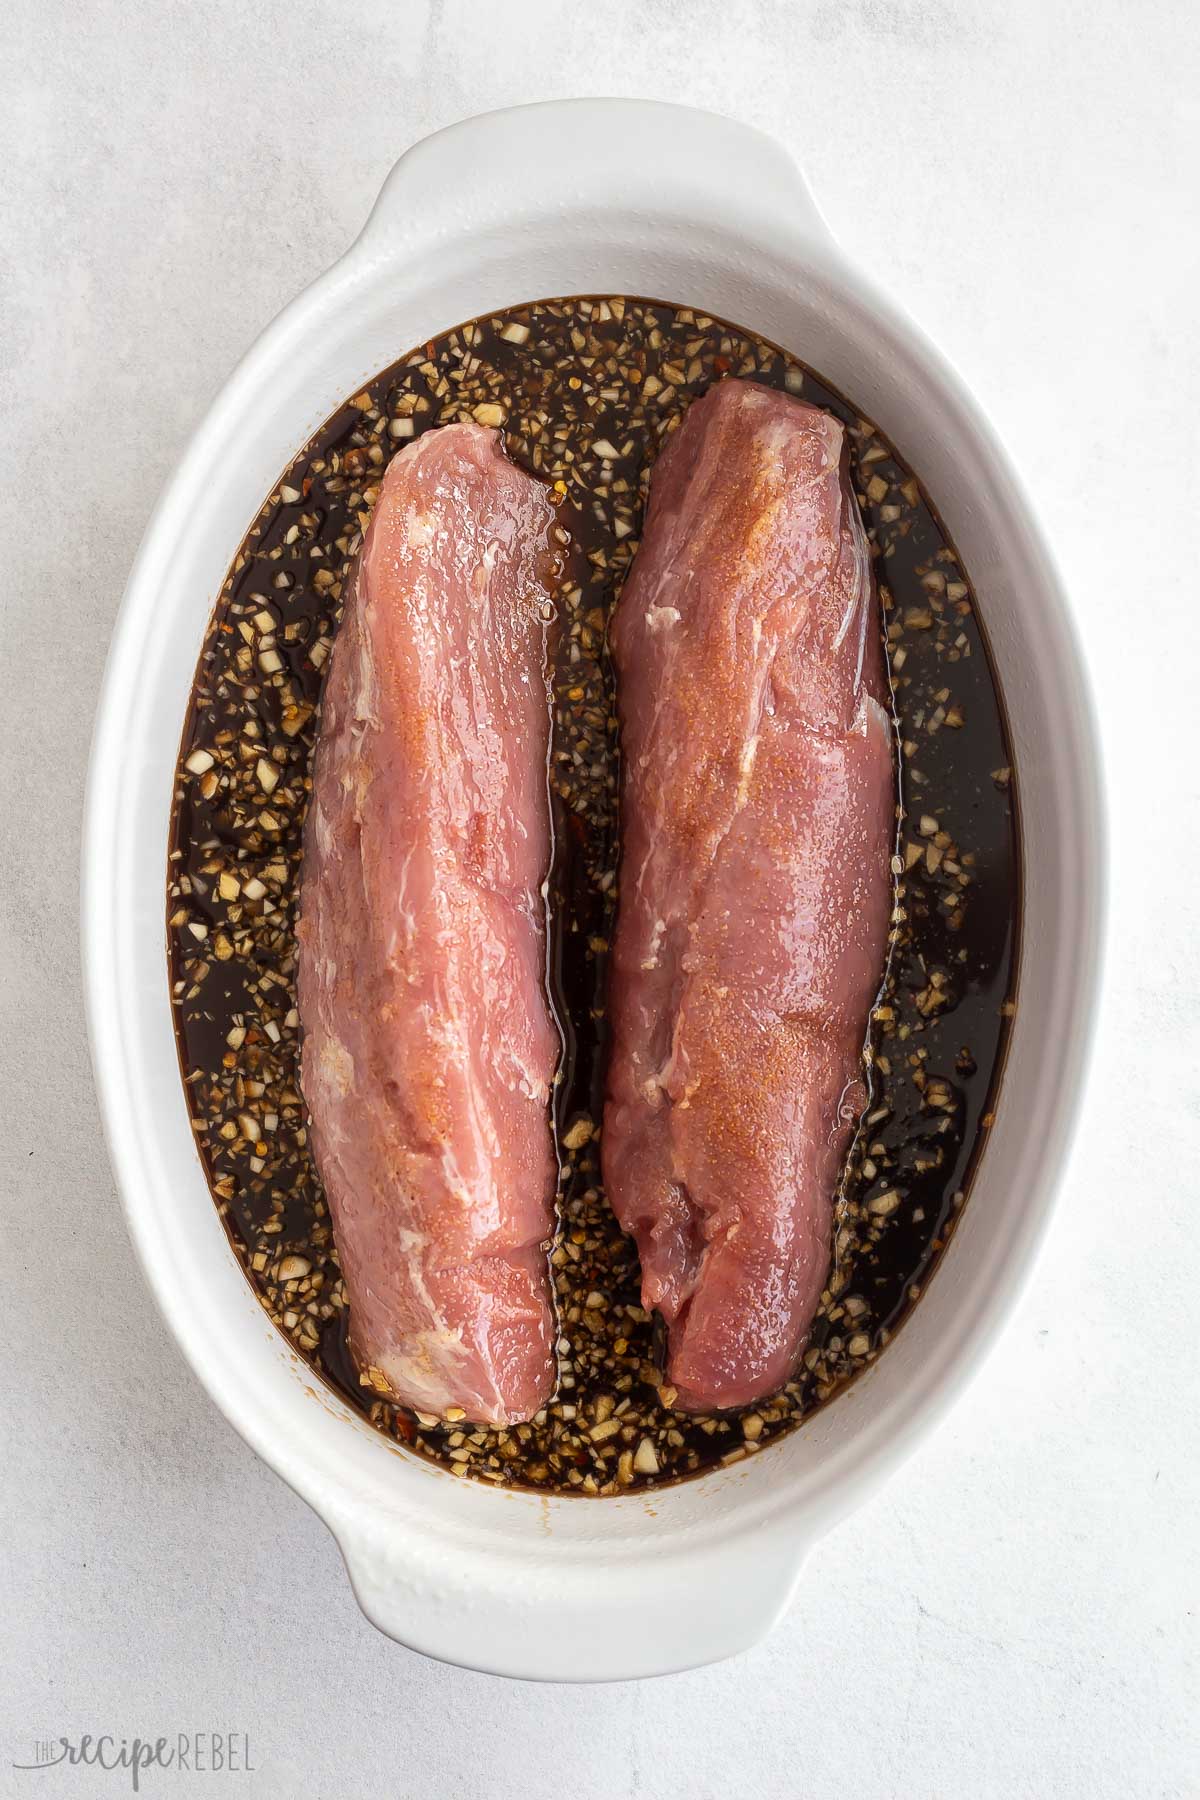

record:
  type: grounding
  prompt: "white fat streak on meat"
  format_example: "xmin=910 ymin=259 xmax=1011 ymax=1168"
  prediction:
xmin=640 ymin=915 xmax=667 ymax=972
xmin=374 ymin=1229 xmax=479 ymax=1417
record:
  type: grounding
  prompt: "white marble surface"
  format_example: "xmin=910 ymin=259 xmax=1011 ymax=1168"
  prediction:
xmin=2 ymin=2 xmax=1197 ymax=1794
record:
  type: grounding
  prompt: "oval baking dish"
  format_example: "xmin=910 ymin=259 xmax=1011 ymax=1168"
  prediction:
xmin=83 ymin=99 xmax=1104 ymax=1680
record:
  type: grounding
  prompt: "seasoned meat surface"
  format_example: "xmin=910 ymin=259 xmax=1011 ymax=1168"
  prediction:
xmin=298 ymin=424 xmax=558 ymax=1426
xmin=603 ymin=382 xmax=894 ymax=1412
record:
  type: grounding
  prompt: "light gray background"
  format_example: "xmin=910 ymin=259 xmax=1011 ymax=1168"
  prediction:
xmin=2 ymin=3 xmax=1197 ymax=1796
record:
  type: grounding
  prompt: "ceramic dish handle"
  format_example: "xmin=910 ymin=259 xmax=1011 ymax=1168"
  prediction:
xmin=331 ymin=1509 xmax=810 ymax=1680
xmin=355 ymin=99 xmax=836 ymax=262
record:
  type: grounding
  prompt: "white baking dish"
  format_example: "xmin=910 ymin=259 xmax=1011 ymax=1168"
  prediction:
xmin=82 ymin=99 xmax=1104 ymax=1680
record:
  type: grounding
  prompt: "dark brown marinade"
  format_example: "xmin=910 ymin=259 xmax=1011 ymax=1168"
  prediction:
xmin=167 ymin=298 xmax=1019 ymax=1494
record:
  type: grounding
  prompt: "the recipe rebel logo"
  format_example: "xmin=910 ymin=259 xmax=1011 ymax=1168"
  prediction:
xmin=11 ymin=1733 xmax=256 ymax=1790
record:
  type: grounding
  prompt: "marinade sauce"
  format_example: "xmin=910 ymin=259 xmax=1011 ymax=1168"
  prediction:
xmin=168 ymin=298 xmax=1018 ymax=1494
